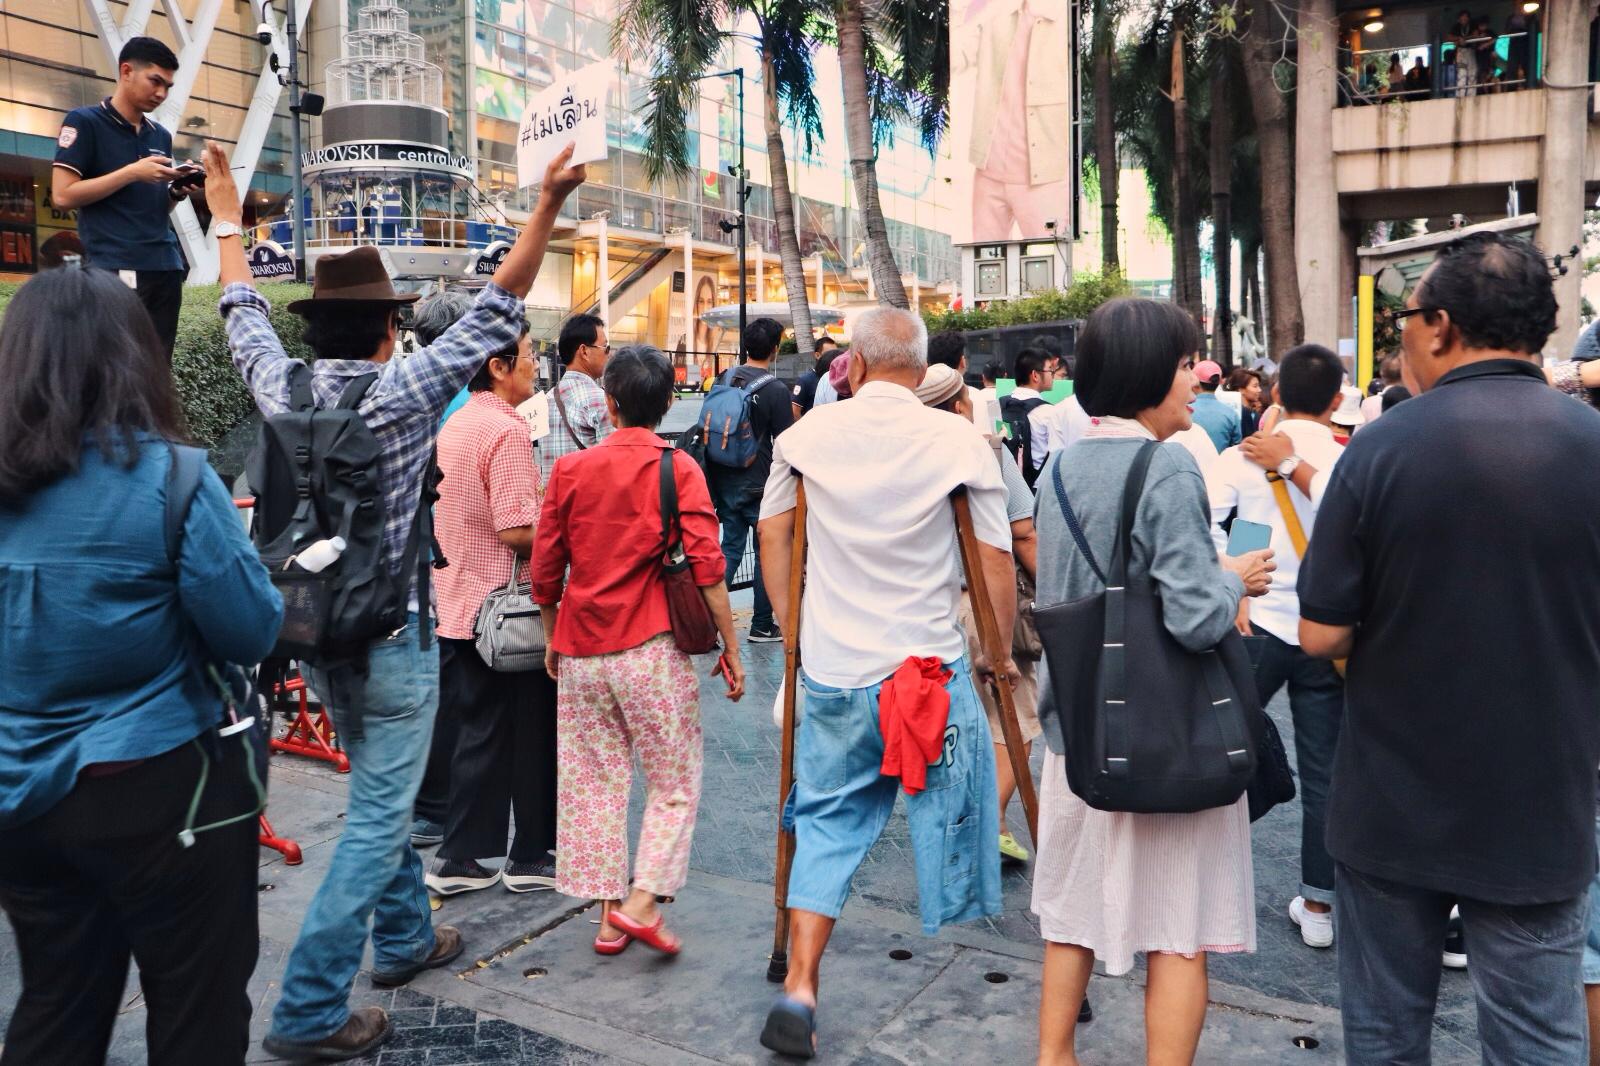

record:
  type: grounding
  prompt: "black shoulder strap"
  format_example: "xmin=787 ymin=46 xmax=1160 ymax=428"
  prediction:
xmin=164 ymin=444 xmax=208 ymax=566
xmin=1049 ymin=457 xmax=1105 ymax=585
xmin=288 ymin=362 xmax=315 ymax=411
xmin=336 ymin=373 xmax=379 ymax=411
xmin=1108 ymin=441 xmax=1159 ymax=586
xmin=658 ymin=448 xmax=682 ymax=559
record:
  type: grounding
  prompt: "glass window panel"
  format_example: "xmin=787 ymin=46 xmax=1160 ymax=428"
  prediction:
xmin=476 ymin=0 xmax=524 ymax=31
xmin=498 ymin=30 xmax=525 ymax=78
xmin=573 ymin=14 xmax=608 ymax=60
xmin=525 ymin=1 xmax=572 ymax=51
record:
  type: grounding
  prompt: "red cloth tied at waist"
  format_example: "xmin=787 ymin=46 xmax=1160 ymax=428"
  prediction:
xmin=879 ymin=656 xmax=954 ymax=795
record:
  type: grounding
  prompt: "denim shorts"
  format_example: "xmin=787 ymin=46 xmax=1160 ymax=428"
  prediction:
xmin=1583 ymin=812 xmax=1600 ymax=985
xmin=784 ymin=657 xmax=1002 ymax=936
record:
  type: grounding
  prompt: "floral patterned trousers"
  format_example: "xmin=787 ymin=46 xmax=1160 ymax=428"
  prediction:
xmin=554 ymin=633 xmax=704 ymax=901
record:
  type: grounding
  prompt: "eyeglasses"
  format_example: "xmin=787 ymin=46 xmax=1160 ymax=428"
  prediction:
xmin=584 ymin=341 xmax=611 ymax=353
xmin=1391 ymin=306 xmax=1438 ymax=327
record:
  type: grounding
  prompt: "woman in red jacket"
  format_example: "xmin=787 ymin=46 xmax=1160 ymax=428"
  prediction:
xmin=532 ymin=345 xmax=745 ymax=957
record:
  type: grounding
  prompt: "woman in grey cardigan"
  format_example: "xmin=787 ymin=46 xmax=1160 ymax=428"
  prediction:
xmin=1031 ymin=299 xmax=1275 ymax=1066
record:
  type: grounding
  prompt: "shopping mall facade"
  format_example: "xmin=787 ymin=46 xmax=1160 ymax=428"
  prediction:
xmin=2 ymin=0 xmax=981 ymax=357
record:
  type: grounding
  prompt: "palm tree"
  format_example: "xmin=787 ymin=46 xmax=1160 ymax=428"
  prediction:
xmin=613 ymin=0 xmax=829 ymax=357
xmin=1239 ymin=3 xmax=1304 ymax=352
xmin=1090 ymin=0 xmax=1122 ymax=271
xmin=835 ymin=0 xmax=910 ymax=308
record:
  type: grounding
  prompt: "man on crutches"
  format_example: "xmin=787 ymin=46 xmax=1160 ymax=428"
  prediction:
xmin=754 ymin=307 xmax=1018 ymax=1059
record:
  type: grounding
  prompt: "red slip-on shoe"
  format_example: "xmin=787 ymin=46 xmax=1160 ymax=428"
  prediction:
xmin=607 ymin=910 xmax=682 ymax=956
xmin=593 ymin=931 xmax=633 ymax=956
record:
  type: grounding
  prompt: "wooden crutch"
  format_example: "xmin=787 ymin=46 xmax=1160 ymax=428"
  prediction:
xmin=952 ymin=488 xmax=1040 ymax=848
xmin=768 ymin=478 xmax=807 ymax=983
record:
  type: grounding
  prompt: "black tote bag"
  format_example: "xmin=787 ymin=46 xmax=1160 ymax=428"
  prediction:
xmin=1032 ymin=441 xmax=1262 ymax=814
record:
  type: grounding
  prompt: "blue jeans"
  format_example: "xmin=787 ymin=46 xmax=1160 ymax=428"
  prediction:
xmin=1582 ymin=811 xmax=1600 ymax=985
xmin=1336 ymin=862 xmax=1588 ymax=1065
xmin=269 ymin=618 xmax=440 ymax=1043
xmin=1249 ymin=627 xmax=1343 ymax=905
xmin=708 ymin=475 xmax=772 ymax=631
xmin=786 ymin=657 xmax=1001 ymax=936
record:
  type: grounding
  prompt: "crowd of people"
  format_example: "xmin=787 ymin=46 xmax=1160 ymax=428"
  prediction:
xmin=6 ymin=35 xmax=1600 ymax=1066
xmin=1345 ymin=10 xmax=1539 ymax=105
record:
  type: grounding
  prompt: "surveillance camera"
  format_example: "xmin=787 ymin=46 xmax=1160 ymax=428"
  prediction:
xmin=1045 ymin=219 xmax=1057 ymax=230
xmin=256 ymin=23 xmax=274 ymax=45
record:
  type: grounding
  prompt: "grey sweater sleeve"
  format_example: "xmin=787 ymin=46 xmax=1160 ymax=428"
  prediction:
xmin=1131 ymin=453 xmax=1246 ymax=652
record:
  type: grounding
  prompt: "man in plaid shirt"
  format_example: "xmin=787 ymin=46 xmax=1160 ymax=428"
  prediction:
xmin=538 ymin=312 xmax=612 ymax=483
xmin=203 ymin=141 xmax=585 ymax=1063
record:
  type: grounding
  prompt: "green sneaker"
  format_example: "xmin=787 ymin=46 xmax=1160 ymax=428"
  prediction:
xmin=998 ymin=831 xmax=1030 ymax=863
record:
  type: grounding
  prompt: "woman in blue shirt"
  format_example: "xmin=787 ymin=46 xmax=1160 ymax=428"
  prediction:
xmin=0 ymin=266 xmax=282 ymax=1066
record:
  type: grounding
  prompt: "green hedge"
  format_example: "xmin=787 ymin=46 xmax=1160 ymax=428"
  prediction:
xmin=921 ymin=268 xmax=1132 ymax=334
xmin=0 ymin=278 xmax=313 ymax=447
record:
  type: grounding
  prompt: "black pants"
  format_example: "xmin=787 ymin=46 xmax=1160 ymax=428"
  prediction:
xmin=438 ymin=638 xmax=558 ymax=863
xmin=414 ymin=692 xmax=460 ymax=827
xmin=0 ymin=739 xmax=259 ymax=1066
xmin=135 ymin=269 xmax=185 ymax=361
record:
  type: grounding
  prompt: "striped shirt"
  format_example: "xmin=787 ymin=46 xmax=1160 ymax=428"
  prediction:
xmin=219 ymin=281 xmax=527 ymax=592
xmin=538 ymin=367 xmax=613 ymax=483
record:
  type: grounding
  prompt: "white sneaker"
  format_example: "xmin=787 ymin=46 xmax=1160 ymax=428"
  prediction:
xmin=1289 ymin=896 xmax=1334 ymax=948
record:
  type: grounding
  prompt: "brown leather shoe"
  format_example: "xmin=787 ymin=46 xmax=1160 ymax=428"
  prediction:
xmin=262 ymin=1005 xmax=390 ymax=1061
xmin=370 ymin=924 xmax=465 ymax=987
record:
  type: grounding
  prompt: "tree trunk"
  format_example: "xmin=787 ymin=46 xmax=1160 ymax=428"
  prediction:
xmin=1536 ymin=0 xmax=1591 ymax=356
xmin=837 ymin=0 xmax=910 ymax=309
xmin=1240 ymin=8 xmax=1304 ymax=354
xmin=1210 ymin=44 xmax=1234 ymax=367
xmin=1169 ymin=28 xmax=1205 ymax=328
xmin=762 ymin=53 xmax=815 ymax=358
xmin=1244 ymin=240 xmax=1263 ymax=339
xmin=1093 ymin=3 xmax=1120 ymax=272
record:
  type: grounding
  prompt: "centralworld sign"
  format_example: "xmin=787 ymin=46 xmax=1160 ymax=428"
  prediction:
xmin=301 ymin=141 xmax=473 ymax=179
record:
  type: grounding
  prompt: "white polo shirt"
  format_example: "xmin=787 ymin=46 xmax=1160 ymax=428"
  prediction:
xmin=760 ymin=380 xmax=1012 ymax=689
xmin=1029 ymin=393 xmax=1092 ymax=471
xmin=1205 ymin=418 xmax=1346 ymax=646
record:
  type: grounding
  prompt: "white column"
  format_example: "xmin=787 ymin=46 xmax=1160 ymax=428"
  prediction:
xmin=814 ymin=254 xmax=824 ymax=306
xmin=597 ymin=213 xmax=610 ymax=325
xmin=1295 ymin=0 xmax=1341 ymax=348
xmin=682 ymin=229 xmax=694 ymax=346
xmin=1538 ymin=0 xmax=1590 ymax=357
xmin=753 ymin=241 xmax=764 ymax=301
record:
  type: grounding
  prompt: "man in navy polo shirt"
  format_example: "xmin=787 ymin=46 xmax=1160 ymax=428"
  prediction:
xmin=1298 ymin=231 xmax=1600 ymax=1064
xmin=52 ymin=36 xmax=190 ymax=359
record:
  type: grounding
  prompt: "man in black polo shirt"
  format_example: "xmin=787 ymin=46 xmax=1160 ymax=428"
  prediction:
xmin=1298 ymin=231 xmax=1600 ymax=1064
xmin=52 ymin=37 xmax=190 ymax=359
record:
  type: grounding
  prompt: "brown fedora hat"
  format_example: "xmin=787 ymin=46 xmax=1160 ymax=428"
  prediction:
xmin=286 ymin=246 xmax=421 ymax=315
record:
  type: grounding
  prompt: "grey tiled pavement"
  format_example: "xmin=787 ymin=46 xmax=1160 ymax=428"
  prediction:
xmin=0 ymin=592 xmax=1482 ymax=1063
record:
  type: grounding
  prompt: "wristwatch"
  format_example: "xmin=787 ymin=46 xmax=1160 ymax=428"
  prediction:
xmin=1276 ymin=455 xmax=1304 ymax=479
xmin=214 ymin=220 xmax=243 ymax=240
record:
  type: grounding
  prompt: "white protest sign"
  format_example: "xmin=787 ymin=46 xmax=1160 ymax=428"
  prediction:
xmin=516 ymin=59 xmax=613 ymax=188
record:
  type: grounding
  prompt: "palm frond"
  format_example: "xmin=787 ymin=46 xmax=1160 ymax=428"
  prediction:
xmin=612 ymin=0 xmax=735 ymax=181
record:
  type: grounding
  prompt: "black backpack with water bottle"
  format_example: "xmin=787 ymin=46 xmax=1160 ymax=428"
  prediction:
xmin=246 ymin=363 xmax=437 ymax=665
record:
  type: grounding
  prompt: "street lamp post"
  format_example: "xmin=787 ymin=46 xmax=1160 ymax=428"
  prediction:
xmin=701 ymin=67 xmax=748 ymax=363
xmin=258 ymin=1 xmax=322 ymax=282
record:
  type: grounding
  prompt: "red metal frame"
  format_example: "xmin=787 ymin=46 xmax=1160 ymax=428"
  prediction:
xmin=258 ymin=813 xmax=302 ymax=864
xmin=270 ymin=675 xmax=351 ymax=773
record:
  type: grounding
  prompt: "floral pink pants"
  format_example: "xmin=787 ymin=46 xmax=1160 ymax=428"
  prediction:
xmin=555 ymin=633 xmax=703 ymax=901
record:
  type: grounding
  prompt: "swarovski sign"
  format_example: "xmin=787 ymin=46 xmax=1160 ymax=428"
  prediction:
xmin=301 ymin=141 xmax=472 ymax=177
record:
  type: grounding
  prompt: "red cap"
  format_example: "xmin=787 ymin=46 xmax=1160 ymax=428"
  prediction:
xmin=1194 ymin=359 xmax=1224 ymax=384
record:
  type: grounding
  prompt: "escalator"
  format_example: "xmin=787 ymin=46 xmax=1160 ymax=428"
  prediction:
xmin=573 ymin=246 xmax=674 ymax=320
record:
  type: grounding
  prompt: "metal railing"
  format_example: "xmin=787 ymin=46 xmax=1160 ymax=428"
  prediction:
xmin=260 ymin=212 xmax=515 ymax=250
xmin=1342 ymin=32 xmax=1537 ymax=107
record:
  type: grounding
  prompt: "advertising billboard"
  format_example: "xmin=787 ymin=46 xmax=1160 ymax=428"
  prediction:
xmin=942 ymin=0 xmax=1078 ymax=246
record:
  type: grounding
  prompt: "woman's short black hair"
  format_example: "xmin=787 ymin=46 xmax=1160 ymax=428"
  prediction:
xmin=603 ymin=345 xmax=675 ymax=429
xmin=1074 ymin=298 xmax=1201 ymax=419
xmin=467 ymin=321 xmax=530 ymax=392
xmin=0 ymin=266 xmax=185 ymax=504
xmin=1417 ymin=232 xmax=1557 ymax=355
xmin=299 ymin=305 xmax=396 ymax=361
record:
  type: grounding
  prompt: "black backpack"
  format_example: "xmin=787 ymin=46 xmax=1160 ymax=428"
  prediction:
xmin=1000 ymin=394 xmax=1047 ymax=487
xmin=246 ymin=364 xmax=437 ymax=665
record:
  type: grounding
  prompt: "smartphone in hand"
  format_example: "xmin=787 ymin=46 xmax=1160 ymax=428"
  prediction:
xmin=1226 ymin=518 xmax=1273 ymax=557
xmin=171 ymin=163 xmax=206 ymax=190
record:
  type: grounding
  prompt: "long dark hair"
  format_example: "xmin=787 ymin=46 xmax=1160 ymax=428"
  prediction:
xmin=0 ymin=267 xmax=186 ymax=504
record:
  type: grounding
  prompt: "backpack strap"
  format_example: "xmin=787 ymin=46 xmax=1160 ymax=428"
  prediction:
xmin=288 ymin=362 xmax=315 ymax=412
xmin=164 ymin=444 xmax=208 ymax=566
xmin=658 ymin=447 xmax=683 ymax=561
xmin=741 ymin=371 xmax=775 ymax=395
xmin=336 ymin=373 xmax=379 ymax=411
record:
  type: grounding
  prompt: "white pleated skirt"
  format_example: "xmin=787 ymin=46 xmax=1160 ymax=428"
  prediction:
xmin=1030 ymin=752 xmax=1256 ymax=976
